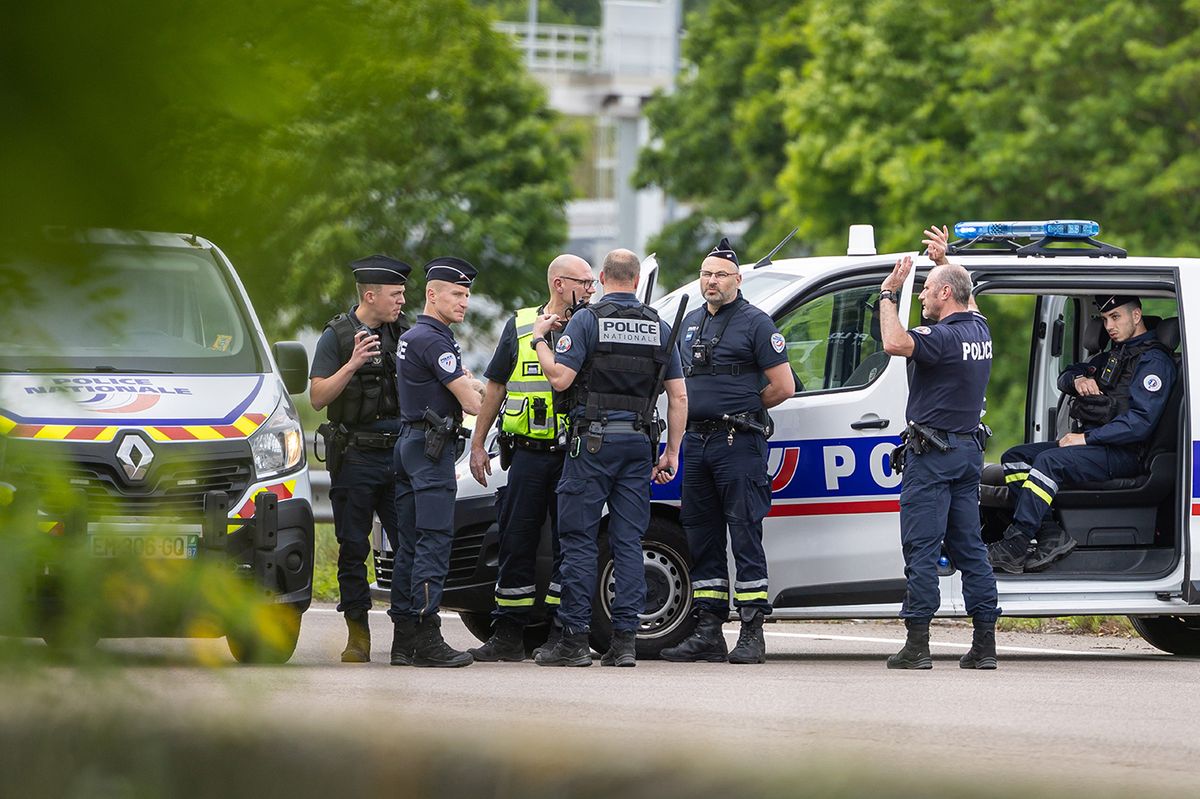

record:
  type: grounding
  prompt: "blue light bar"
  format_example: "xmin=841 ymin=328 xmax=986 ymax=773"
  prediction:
xmin=953 ymin=220 xmax=1101 ymax=240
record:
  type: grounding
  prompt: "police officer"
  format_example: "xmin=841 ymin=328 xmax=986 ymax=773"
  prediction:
xmin=879 ymin=250 xmax=1000 ymax=670
xmin=466 ymin=254 xmax=597 ymax=662
xmin=989 ymin=295 xmax=1176 ymax=574
xmin=528 ymin=248 xmax=686 ymax=667
xmin=309 ymin=254 xmax=410 ymax=662
xmin=389 ymin=256 xmax=483 ymax=668
xmin=659 ymin=238 xmax=794 ymax=665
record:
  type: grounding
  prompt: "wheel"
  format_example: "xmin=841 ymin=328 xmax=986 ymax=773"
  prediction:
xmin=1129 ymin=615 xmax=1200 ymax=656
xmin=226 ymin=606 xmax=302 ymax=664
xmin=591 ymin=515 xmax=696 ymax=659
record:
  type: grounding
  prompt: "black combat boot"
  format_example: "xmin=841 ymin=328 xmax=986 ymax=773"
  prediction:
xmin=468 ymin=618 xmax=526 ymax=663
xmin=1024 ymin=522 xmax=1076 ymax=572
xmin=887 ymin=619 xmax=933 ymax=669
xmin=959 ymin=618 xmax=998 ymax=670
xmin=534 ymin=628 xmax=592 ymax=667
xmin=412 ymin=614 xmax=473 ymax=668
xmin=340 ymin=608 xmax=371 ymax=663
xmin=600 ymin=629 xmax=637 ymax=667
xmin=987 ymin=524 xmax=1032 ymax=575
xmin=728 ymin=607 xmax=767 ymax=665
xmin=661 ymin=609 xmax=728 ymax=663
xmin=389 ymin=616 xmax=417 ymax=666
xmin=531 ymin=619 xmax=562 ymax=660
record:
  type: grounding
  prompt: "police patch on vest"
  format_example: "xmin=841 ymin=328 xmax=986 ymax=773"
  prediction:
xmin=912 ymin=326 xmax=932 ymax=335
xmin=598 ymin=318 xmax=659 ymax=345
xmin=523 ymin=362 xmax=541 ymax=376
xmin=1144 ymin=374 xmax=1163 ymax=392
xmin=684 ymin=325 xmax=699 ymax=342
xmin=438 ymin=352 xmax=457 ymax=373
xmin=771 ymin=332 xmax=785 ymax=353
xmin=555 ymin=335 xmax=572 ymax=353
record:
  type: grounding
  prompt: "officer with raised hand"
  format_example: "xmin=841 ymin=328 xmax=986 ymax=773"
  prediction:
xmin=989 ymin=295 xmax=1176 ymax=574
xmin=389 ymin=256 xmax=482 ymax=668
xmin=466 ymin=254 xmax=597 ymax=662
xmin=309 ymin=254 xmax=410 ymax=663
xmin=878 ymin=246 xmax=1000 ymax=670
xmin=659 ymin=238 xmax=793 ymax=665
xmin=528 ymin=248 xmax=686 ymax=668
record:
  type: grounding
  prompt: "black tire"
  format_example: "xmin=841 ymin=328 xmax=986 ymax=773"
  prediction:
xmin=1129 ymin=615 xmax=1200 ymax=656
xmin=226 ymin=607 xmax=302 ymax=664
xmin=591 ymin=515 xmax=695 ymax=659
xmin=458 ymin=610 xmax=551 ymax=655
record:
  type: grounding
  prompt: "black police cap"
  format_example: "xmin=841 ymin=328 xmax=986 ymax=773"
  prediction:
xmin=424 ymin=256 xmax=477 ymax=287
xmin=350 ymin=254 xmax=412 ymax=285
xmin=707 ymin=236 xmax=739 ymax=268
xmin=1095 ymin=294 xmax=1139 ymax=313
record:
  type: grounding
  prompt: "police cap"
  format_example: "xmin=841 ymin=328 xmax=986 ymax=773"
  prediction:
xmin=707 ymin=237 xmax=739 ymax=268
xmin=351 ymin=254 xmax=412 ymax=285
xmin=1094 ymin=294 xmax=1140 ymax=313
xmin=424 ymin=256 xmax=477 ymax=287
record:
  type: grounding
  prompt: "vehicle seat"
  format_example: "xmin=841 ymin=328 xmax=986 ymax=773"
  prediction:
xmin=845 ymin=300 xmax=889 ymax=387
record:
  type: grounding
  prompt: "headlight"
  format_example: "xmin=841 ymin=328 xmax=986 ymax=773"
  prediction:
xmin=249 ymin=398 xmax=304 ymax=479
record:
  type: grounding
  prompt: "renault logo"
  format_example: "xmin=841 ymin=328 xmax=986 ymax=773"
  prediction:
xmin=115 ymin=434 xmax=154 ymax=482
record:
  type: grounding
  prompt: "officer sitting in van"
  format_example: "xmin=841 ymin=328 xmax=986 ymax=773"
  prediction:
xmin=988 ymin=295 xmax=1177 ymax=574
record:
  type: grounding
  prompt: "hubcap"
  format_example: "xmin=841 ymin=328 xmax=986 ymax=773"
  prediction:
xmin=602 ymin=542 xmax=689 ymax=639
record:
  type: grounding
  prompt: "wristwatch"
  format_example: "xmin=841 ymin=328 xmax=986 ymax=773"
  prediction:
xmin=879 ymin=289 xmax=898 ymax=303
xmin=531 ymin=337 xmax=549 ymax=351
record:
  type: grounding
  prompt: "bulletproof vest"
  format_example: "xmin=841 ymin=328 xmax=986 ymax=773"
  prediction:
xmin=574 ymin=300 xmax=667 ymax=425
xmin=1070 ymin=336 xmax=1172 ymax=429
xmin=324 ymin=309 xmax=407 ymax=427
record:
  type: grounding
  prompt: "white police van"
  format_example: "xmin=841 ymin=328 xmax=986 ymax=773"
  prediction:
xmin=0 ymin=230 xmax=314 ymax=662
xmin=374 ymin=221 xmax=1199 ymax=657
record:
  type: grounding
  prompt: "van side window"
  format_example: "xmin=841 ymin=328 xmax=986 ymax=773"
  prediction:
xmin=775 ymin=284 xmax=885 ymax=393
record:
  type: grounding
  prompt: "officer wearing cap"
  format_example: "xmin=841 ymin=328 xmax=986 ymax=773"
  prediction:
xmin=528 ymin=248 xmax=686 ymax=667
xmin=389 ymin=256 xmax=483 ymax=668
xmin=989 ymin=294 xmax=1176 ymax=574
xmin=466 ymin=254 xmax=597 ymax=662
xmin=878 ymin=244 xmax=1000 ymax=670
xmin=659 ymin=238 xmax=794 ymax=665
xmin=309 ymin=254 xmax=411 ymax=663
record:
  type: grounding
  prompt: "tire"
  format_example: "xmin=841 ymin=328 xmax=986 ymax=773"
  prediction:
xmin=591 ymin=515 xmax=696 ymax=659
xmin=227 ymin=607 xmax=302 ymax=664
xmin=1128 ymin=615 xmax=1200 ymax=656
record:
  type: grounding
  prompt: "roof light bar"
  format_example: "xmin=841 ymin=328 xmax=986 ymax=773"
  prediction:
xmin=953 ymin=220 xmax=1101 ymax=240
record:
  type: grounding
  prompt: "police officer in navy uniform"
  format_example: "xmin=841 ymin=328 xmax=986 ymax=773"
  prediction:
xmin=466 ymin=254 xmax=597 ymax=662
xmin=389 ymin=256 xmax=483 ymax=668
xmin=309 ymin=254 xmax=411 ymax=662
xmin=528 ymin=248 xmax=687 ymax=667
xmin=989 ymin=295 xmax=1177 ymax=574
xmin=879 ymin=249 xmax=1000 ymax=670
xmin=659 ymin=238 xmax=794 ymax=665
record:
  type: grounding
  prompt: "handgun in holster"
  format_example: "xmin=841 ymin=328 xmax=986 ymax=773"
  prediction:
xmin=721 ymin=412 xmax=770 ymax=437
xmin=316 ymin=422 xmax=348 ymax=474
xmin=422 ymin=408 xmax=456 ymax=461
xmin=910 ymin=422 xmax=952 ymax=454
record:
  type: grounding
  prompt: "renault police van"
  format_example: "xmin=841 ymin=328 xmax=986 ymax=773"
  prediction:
xmin=373 ymin=221 xmax=1200 ymax=658
xmin=0 ymin=230 xmax=314 ymax=662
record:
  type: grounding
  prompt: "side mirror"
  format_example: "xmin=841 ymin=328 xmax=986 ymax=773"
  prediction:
xmin=273 ymin=341 xmax=309 ymax=395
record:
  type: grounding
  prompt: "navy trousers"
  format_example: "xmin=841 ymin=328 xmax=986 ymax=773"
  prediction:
xmin=390 ymin=426 xmax=458 ymax=621
xmin=330 ymin=444 xmax=399 ymax=615
xmin=679 ymin=431 xmax=772 ymax=614
xmin=556 ymin=433 xmax=652 ymax=634
xmin=493 ymin=446 xmax=564 ymax=623
xmin=1001 ymin=440 xmax=1141 ymax=537
xmin=899 ymin=433 xmax=999 ymax=623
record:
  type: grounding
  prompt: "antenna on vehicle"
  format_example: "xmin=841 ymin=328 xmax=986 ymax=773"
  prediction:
xmin=752 ymin=227 xmax=798 ymax=269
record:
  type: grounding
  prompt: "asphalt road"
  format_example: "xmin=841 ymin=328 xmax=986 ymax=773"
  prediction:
xmin=12 ymin=608 xmax=1200 ymax=794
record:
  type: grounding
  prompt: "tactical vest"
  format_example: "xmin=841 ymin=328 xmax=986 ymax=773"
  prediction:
xmin=324 ymin=309 xmax=407 ymax=427
xmin=574 ymin=300 xmax=667 ymax=426
xmin=502 ymin=306 xmax=567 ymax=441
xmin=1070 ymin=336 xmax=1173 ymax=429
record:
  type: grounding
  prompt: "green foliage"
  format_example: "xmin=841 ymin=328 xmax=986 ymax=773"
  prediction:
xmin=312 ymin=522 xmax=374 ymax=604
xmin=2 ymin=0 xmax=577 ymax=335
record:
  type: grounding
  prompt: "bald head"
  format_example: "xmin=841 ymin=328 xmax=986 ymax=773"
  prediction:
xmin=929 ymin=263 xmax=973 ymax=306
xmin=548 ymin=254 xmax=592 ymax=286
xmin=601 ymin=249 xmax=641 ymax=287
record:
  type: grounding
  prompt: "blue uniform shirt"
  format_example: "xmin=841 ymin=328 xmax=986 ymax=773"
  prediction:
xmin=905 ymin=310 xmax=992 ymax=433
xmin=1057 ymin=329 xmax=1177 ymax=447
xmin=678 ymin=293 xmax=788 ymax=420
xmin=397 ymin=314 xmax=465 ymax=422
xmin=554 ymin=291 xmax=684 ymax=423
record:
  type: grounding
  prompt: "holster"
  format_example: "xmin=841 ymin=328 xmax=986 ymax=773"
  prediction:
xmin=423 ymin=427 xmax=448 ymax=461
xmin=1069 ymin=394 xmax=1117 ymax=432
xmin=316 ymin=422 xmax=348 ymax=474
xmin=585 ymin=421 xmax=604 ymax=455
xmin=498 ymin=433 xmax=514 ymax=471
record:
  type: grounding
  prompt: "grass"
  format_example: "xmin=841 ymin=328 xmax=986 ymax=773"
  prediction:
xmin=997 ymin=615 xmax=1136 ymax=637
xmin=312 ymin=523 xmax=375 ymax=604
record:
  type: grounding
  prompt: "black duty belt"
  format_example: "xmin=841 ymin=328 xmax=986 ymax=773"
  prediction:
xmin=346 ymin=431 xmax=400 ymax=449
xmin=511 ymin=436 xmax=565 ymax=453
xmin=572 ymin=421 xmax=647 ymax=436
xmin=686 ymin=419 xmax=730 ymax=433
xmin=683 ymin=362 xmax=753 ymax=377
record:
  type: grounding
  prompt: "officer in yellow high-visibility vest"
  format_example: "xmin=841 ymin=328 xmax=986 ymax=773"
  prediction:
xmin=467 ymin=254 xmax=598 ymax=661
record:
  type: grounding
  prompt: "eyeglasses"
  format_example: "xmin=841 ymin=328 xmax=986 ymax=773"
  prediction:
xmin=699 ymin=270 xmax=738 ymax=281
xmin=560 ymin=276 xmax=598 ymax=288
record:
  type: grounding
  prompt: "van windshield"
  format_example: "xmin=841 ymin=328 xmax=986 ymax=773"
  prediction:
xmin=0 ymin=244 xmax=264 ymax=374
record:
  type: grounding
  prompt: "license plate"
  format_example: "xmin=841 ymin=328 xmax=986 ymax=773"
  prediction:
xmin=90 ymin=534 xmax=199 ymax=560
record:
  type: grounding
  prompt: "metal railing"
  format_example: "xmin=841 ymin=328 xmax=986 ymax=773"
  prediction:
xmin=495 ymin=21 xmax=602 ymax=74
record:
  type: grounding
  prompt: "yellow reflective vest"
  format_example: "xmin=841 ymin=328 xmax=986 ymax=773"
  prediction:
xmin=501 ymin=306 xmax=567 ymax=441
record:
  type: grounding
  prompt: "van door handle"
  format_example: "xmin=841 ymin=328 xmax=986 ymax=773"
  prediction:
xmin=851 ymin=417 xmax=889 ymax=430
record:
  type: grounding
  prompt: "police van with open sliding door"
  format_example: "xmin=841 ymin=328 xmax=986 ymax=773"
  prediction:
xmin=0 ymin=230 xmax=315 ymax=662
xmin=374 ymin=221 xmax=1200 ymax=658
